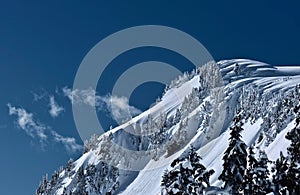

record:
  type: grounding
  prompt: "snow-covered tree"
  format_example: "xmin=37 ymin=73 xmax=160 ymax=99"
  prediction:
xmin=50 ymin=170 xmax=59 ymax=188
xmin=218 ymin=111 xmax=247 ymax=194
xmin=83 ymin=134 xmax=99 ymax=154
xmin=271 ymin=152 xmax=289 ymax=194
xmin=251 ymin=150 xmax=271 ymax=194
xmin=287 ymin=102 xmax=300 ymax=164
xmin=283 ymin=102 xmax=300 ymax=194
xmin=173 ymin=108 xmax=182 ymax=125
xmin=162 ymin=146 xmax=214 ymax=194
xmin=65 ymin=158 xmax=74 ymax=177
xmin=242 ymin=145 xmax=258 ymax=194
xmin=36 ymin=174 xmax=50 ymax=195
xmin=73 ymin=167 xmax=87 ymax=195
xmin=189 ymin=146 xmax=215 ymax=194
xmin=166 ymin=119 xmax=188 ymax=157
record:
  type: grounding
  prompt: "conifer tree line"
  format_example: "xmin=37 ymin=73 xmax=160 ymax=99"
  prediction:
xmin=161 ymin=100 xmax=300 ymax=194
xmin=37 ymin=160 xmax=119 ymax=195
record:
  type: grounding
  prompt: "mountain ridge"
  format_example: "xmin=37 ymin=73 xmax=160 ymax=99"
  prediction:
xmin=37 ymin=59 xmax=300 ymax=195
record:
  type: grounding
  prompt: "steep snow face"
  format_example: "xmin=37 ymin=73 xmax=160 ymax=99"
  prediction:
xmin=38 ymin=59 xmax=300 ymax=195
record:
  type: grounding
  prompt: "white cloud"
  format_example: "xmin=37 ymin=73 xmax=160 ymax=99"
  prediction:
xmin=51 ymin=131 xmax=82 ymax=153
xmin=8 ymin=103 xmax=47 ymax=141
xmin=7 ymin=103 xmax=81 ymax=153
xmin=31 ymin=90 xmax=48 ymax=102
xmin=62 ymin=87 xmax=141 ymax=122
xmin=101 ymin=95 xmax=142 ymax=122
xmin=49 ymin=96 xmax=64 ymax=118
xmin=62 ymin=87 xmax=99 ymax=107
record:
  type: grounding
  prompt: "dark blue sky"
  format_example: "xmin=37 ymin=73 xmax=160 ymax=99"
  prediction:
xmin=0 ymin=1 xmax=299 ymax=194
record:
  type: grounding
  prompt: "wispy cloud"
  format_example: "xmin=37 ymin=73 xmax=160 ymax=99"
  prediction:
xmin=51 ymin=130 xmax=82 ymax=153
xmin=8 ymin=103 xmax=47 ymax=141
xmin=49 ymin=96 xmax=64 ymax=118
xmin=101 ymin=95 xmax=142 ymax=122
xmin=31 ymin=90 xmax=48 ymax=102
xmin=62 ymin=87 xmax=141 ymax=122
xmin=7 ymin=104 xmax=81 ymax=153
xmin=62 ymin=87 xmax=101 ymax=107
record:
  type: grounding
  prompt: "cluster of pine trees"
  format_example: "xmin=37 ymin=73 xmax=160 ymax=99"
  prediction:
xmin=161 ymin=146 xmax=215 ymax=194
xmin=37 ymin=158 xmax=119 ymax=195
xmin=161 ymin=105 xmax=300 ymax=194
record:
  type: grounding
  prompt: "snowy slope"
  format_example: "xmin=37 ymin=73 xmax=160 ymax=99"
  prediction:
xmin=38 ymin=59 xmax=300 ymax=195
xmin=119 ymin=60 xmax=300 ymax=195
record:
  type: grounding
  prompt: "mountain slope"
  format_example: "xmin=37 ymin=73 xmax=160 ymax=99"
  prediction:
xmin=37 ymin=59 xmax=300 ymax=195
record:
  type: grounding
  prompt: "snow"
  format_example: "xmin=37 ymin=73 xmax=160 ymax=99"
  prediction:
xmin=118 ymin=59 xmax=299 ymax=194
xmin=265 ymin=120 xmax=293 ymax=160
xmin=49 ymin=59 xmax=300 ymax=195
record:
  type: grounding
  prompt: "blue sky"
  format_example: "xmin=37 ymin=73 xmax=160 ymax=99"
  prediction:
xmin=0 ymin=1 xmax=299 ymax=194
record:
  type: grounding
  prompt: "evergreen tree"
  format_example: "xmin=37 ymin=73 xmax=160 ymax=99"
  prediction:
xmin=251 ymin=150 xmax=271 ymax=194
xmin=66 ymin=158 xmax=74 ymax=173
xmin=264 ymin=99 xmax=300 ymax=195
xmin=83 ymin=134 xmax=99 ymax=154
xmin=161 ymin=166 xmax=182 ymax=194
xmin=73 ymin=167 xmax=87 ymax=195
xmin=36 ymin=174 xmax=49 ymax=195
xmin=271 ymin=152 xmax=289 ymax=194
xmin=50 ymin=170 xmax=59 ymax=187
xmin=218 ymin=112 xmax=247 ymax=194
xmin=161 ymin=146 xmax=214 ymax=194
xmin=188 ymin=146 xmax=215 ymax=194
xmin=173 ymin=108 xmax=181 ymax=125
xmin=242 ymin=146 xmax=257 ymax=194
xmin=286 ymin=103 xmax=300 ymax=163
xmin=284 ymin=102 xmax=300 ymax=194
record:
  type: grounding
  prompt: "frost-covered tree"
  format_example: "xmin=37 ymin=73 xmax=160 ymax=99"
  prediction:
xmin=243 ymin=149 xmax=271 ymax=194
xmin=65 ymin=158 xmax=74 ymax=177
xmin=251 ymin=150 xmax=271 ymax=194
xmin=73 ymin=167 xmax=87 ymax=195
xmin=189 ymin=146 xmax=215 ymax=194
xmin=161 ymin=146 xmax=214 ymax=194
xmin=50 ymin=170 xmax=59 ymax=188
xmin=173 ymin=108 xmax=181 ymax=125
xmin=271 ymin=152 xmax=289 ymax=194
xmin=166 ymin=119 xmax=188 ymax=157
xmin=286 ymin=102 xmax=300 ymax=164
xmin=242 ymin=146 xmax=257 ymax=194
xmin=269 ymin=101 xmax=300 ymax=194
xmin=36 ymin=174 xmax=50 ymax=195
xmin=93 ymin=162 xmax=119 ymax=194
xmin=218 ymin=112 xmax=247 ymax=194
xmin=283 ymin=102 xmax=300 ymax=194
xmin=161 ymin=169 xmax=175 ymax=194
xmin=83 ymin=134 xmax=99 ymax=154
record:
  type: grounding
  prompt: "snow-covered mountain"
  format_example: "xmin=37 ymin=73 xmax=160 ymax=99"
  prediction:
xmin=37 ymin=59 xmax=300 ymax=195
